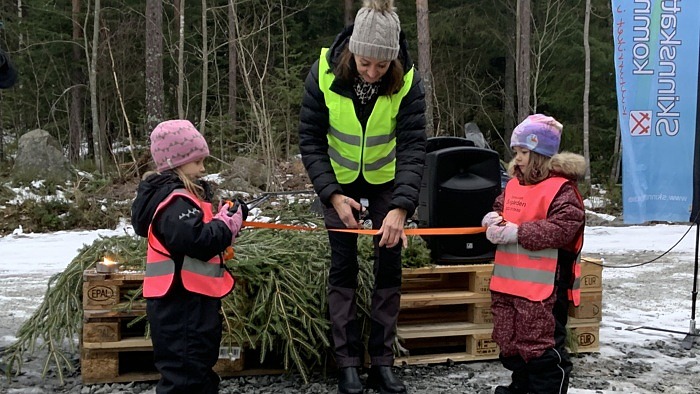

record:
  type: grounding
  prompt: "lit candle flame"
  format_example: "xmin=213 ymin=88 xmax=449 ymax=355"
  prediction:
xmin=96 ymin=256 xmax=119 ymax=273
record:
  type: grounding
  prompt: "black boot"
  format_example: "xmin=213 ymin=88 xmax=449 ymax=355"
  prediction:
xmin=367 ymin=365 xmax=407 ymax=394
xmin=338 ymin=367 xmax=363 ymax=394
xmin=495 ymin=370 xmax=528 ymax=394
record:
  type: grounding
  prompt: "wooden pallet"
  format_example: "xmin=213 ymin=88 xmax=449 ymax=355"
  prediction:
xmin=394 ymin=318 xmax=600 ymax=366
xmin=399 ymin=264 xmax=493 ymax=326
xmin=81 ymin=339 xmax=271 ymax=384
xmin=395 ymin=262 xmax=602 ymax=366
xmin=81 ymin=269 xmax=282 ymax=384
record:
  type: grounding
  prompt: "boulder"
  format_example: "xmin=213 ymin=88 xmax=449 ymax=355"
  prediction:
xmin=13 ymin=129 xmax=71 ymax=181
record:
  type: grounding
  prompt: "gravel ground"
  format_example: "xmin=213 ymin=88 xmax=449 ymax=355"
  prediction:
xmin=2 ymin=251 xmax=700 ymax=393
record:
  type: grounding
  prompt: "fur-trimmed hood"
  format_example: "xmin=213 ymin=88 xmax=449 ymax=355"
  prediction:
xmin=507 ymin=151 xmax=586 ymax=183
xmin=549 ymin=151 xmax=586 ymax=181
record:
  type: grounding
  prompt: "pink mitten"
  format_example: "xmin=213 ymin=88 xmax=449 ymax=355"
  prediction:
xmin=486 ymin=223 xmax=518 ymax=244
xmin=481 ymin=211 xmax=503 ymax=228
xmin=214 ymin=204 xmax=243 ymax=243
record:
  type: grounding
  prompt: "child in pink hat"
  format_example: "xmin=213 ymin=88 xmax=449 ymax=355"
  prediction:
xmin=131 ymin=119 xmax=245 ymax=393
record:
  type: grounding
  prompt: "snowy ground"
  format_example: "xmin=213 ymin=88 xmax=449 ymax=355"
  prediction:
xmin=1 ymin=223 xmax=700 ymax=393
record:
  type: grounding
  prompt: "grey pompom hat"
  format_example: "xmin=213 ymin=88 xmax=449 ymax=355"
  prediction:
xmin=348 ymin=0 xmax=401 ymax=61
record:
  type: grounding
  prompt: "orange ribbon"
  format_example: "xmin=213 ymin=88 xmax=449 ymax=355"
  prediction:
xmin=241 ymin=221 xmax=485 ymax=235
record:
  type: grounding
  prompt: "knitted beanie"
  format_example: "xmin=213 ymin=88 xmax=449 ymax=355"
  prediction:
xmin=150 ymin=120 xmax=209 ymax=172
xmin=510 ymin=114 xmax=563 ymax=158
xmin=349 ymin=0 xmax=401 ymax=61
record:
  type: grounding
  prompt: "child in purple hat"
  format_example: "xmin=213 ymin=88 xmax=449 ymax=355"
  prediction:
xmin=481 ymin=114 xmax=586 ymax=394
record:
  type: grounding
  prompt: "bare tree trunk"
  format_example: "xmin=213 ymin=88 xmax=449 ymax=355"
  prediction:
xmin=516 ymin=0 xmax=531 ymax=121
xmin=504 ymin=54 xmax=515 ymax=159
xmin=89 ymin=0 xmax=104 ymax=173
xmin=582 ymin=0 xmax=591 ymax=191
xmin=344 ymin=0 xmax=354 ymax=26
xmin=146 ymin=0 xmax=164 ymax=132
xmin=610 ymin=117 xmax=621 ymax=184
xmin=228 ymin=0 xmax=237 ymax=132
xmin=69 ymin=0 xmax=83 ymax=163
xmin=416 ymin=0 xmax=434 ymax=137
xmin=175 ymin=0 xmax=185 ymax=119
xmin=199 ymin=0 xmax=208 ymax=133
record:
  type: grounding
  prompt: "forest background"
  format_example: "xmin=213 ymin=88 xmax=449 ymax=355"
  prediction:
xmin=0 ymin=0 xmax=617 ymax=227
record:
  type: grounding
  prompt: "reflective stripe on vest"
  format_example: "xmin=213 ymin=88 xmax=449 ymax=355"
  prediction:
xmin=318 ymin=47 xmax=414 ymax=184
xmin=143 ymin=189 xmax=235 ymax=299
xmin=491 ymin=177 xmax=572 ymax=302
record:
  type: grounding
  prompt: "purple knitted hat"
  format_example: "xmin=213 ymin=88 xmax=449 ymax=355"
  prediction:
xmin=150 ymin=120 xmax=209 ymax=172
xmin=510 ymin=114 xmax=563 ymax=157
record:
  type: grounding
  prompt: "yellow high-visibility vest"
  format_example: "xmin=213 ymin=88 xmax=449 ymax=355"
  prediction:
xmin=318 ymin=48 xmax=414 ymax=184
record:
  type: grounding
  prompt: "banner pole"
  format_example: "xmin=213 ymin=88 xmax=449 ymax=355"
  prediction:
xmin=681 ymin=223 xmax=700 ymax=350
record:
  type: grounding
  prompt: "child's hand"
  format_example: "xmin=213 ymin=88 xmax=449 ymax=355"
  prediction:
xmin=481 ymin=211 xmax=503 ymax=228
xmin=214 ymin=204 xmax=243 ymax=243
xmin=486 ymin=223 xmax=518 ymax=244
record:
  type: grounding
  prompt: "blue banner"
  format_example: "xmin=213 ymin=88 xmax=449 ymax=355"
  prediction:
xmin=612 ymin=0 xmax=700 ymax=223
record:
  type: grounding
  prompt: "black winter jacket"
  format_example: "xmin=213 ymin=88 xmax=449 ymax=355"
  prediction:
xmin=130 ymin=172 xmax=233 ymax=265
xmin=298 ymin=26 xmax=427 ymax=216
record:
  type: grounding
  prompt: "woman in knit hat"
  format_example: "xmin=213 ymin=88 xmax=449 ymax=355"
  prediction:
xmin=131 ymin=120 xmax=245 ymax=393
xmin=298 ymin=1 xmax=426 ymax=393
xmin=481 ymin=114 xmax=586 ymax=394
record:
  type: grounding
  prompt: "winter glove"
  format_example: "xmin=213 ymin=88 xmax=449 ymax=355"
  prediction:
xmin=236 ymin=198 xmax=250 ymax=220
xmin=214 ymin=203 xmax=243 ymax=244
xmin=481 ymin=211 xmax=503 ymax=228
xmin=486 ymin=223 xmax=518 ymax=244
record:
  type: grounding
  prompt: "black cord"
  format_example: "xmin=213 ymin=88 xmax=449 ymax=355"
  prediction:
xmin=588 ymin=210 xmax=700 ymax=269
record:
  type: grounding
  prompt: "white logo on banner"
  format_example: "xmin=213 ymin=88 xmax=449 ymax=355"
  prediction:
xmin=629 ymin=111 xmax=651 ymax=136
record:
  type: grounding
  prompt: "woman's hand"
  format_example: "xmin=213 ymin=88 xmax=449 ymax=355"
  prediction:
xmin=330 ymin=194 xmax=361 ymax=229
xmin=377 ymin=208 xmax=407 ymax=248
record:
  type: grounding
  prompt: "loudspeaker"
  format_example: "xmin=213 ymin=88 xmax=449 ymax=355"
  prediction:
xmin=418 ymin=141 xmax=502 ymax=264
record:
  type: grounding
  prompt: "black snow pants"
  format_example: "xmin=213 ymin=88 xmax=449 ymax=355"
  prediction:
xmin=147 ymin=279 xmax=222 ymax=394
xmin=323 ymin=187 xmax=402 ymax=368
xmin=492 ymin=258 xmax=574 ymax=394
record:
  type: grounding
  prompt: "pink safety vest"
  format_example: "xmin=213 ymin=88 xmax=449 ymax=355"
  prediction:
xmin=143 ymin=189 xmax=235 ymax=299
xmin=490 ymin=177 xmax=583 ymax=305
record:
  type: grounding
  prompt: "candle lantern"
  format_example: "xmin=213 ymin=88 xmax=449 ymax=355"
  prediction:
xmin=96 ymin=256 xmax=120 ymax=274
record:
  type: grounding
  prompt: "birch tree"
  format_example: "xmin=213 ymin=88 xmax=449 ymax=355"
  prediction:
xmin=199 ymin=0 xmax=208 ymax=134
xmin=228 ymin=0 xmax=237 ymax=129
xmin=88 ymin=0 xmax=104 ymax=172
xmin=582 ymin=0 xmax=591 ymax=190
xmin=69 ymin=0 xmax=83 ymax=162
xmin=416 ymin=0 xmax=434 ymax=136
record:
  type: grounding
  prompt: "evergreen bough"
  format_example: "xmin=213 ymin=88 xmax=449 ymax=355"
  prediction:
xmin=1 ymin=204 xmax=434 ymax=384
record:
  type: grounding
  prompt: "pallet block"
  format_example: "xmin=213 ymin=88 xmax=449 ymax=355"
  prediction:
xmin=82 ymin=269 xmax=145 ymax=311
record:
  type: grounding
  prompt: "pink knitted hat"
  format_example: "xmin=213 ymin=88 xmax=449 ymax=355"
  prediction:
xmin=150 ymin=120 xmax=209 ymax=172
xmin=510 ymin=114 xmax=563 ymax=157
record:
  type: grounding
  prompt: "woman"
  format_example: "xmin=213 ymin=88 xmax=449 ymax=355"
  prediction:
xmin=299 ymin=1 xmax=426 ymax=393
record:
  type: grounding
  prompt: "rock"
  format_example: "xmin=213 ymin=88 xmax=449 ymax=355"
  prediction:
xmin=13 ymin=129 xmax=71 ymax=182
